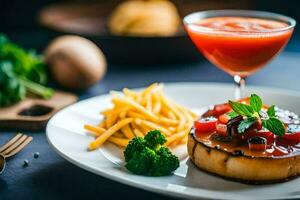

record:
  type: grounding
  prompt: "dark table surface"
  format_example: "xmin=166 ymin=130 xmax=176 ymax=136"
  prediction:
xmin=1 ymin=39 xmax=300 ymax=200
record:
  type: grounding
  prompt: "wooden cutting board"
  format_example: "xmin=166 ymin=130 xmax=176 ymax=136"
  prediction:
xmin=0 ymin=91 xmax=77 ymax=131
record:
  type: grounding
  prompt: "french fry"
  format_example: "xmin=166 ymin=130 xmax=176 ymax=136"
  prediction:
xmin=98 ymin=120 xmax=106 ymax=128
xmin=108 ymin=136 xmax=129 ymax=147
xmin=168 ymin=111 xmax=177 ymax=120
xmin=180 ymin=136 xmax=188 ymax=144
xmin=89 ymin=118 xmax=133 ymax=150
xmin=136 ymin=119 xmax=171 ymax=136
xmin=165 ymin=126 xmax=190 ymax=146
xmin=123 ymin=88 xmax=138 ymax=98
xmin=174 ymin=102 xmax=198 ymax=120
xmin=127 ymin=111 xmax=146 ymax=119
xmin=119 ymin=110 xmax=127 ymax=119
xmin=86 ymin=83 xmax=198 ymax=150
xmin=142 ymin=83 xmax=158 ymax=97
xmin=133 ymin=128 xmax=144 ymax=137
xmin=157 ymin=117 xmax=179 ymax=126
xmin=84 ymin=124 xmax=106 ymax=136
xmin=101 ymin=108 xmax=114 ymax=116
xmin=114 ymin=131 xmax=125 ymax=138
xmin=146 ymin=93 xmax=152 ymax=111
xmin=168 ymin=127 xmax=176 ymax=132
xmin=134 ymin=121 xmax=151 ymax=135
xmin=106 ymin=113 xmax=119 ymax=128
xmin=121 ymin=125 xmax=135 ymax=139
xmin=152 ymin=93 xmax=161 ymax=114
xmin=113 ymin=97 xmax=157 ymax=121
xmin=160 ymin=106 xmax=177 ymax=120
xmin=158 ymin=93 xmax=182 ymax=118
xmin=101 ymin=105 xmax=129 ymax=116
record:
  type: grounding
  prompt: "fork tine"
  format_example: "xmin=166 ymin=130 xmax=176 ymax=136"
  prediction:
xmin=1 ymin=135 xmax=28 ymax=155
xmin=4 ymin=136 xmax=33 ymax=158
xmin=0 ymin=133 xmax=23 ymax=153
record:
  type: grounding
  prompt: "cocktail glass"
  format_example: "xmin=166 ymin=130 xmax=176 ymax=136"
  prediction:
xmin=184 ymin=10 xmax=296 ymax=99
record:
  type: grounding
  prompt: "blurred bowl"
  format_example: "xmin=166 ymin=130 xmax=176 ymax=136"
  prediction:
xmin=39 ymin=3 xmax=201 ymax=65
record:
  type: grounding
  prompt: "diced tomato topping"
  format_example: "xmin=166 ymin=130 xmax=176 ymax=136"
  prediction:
xmin=216 ymin=122 xmax=227 ymax=136
xmin=248 ymin=143 xmax=267 ymax=151
xmin=240 ymin=130 xmax=275 ymax=144
xmin=248 ymin=136 xmax=267 ymax=151
xmin=203 ymin=103 xmax=232 ymax=118
xmin=283 ymin=132 xmax=300 ymax=143
xmin=213 ymin=103 xmax=231 ymax=116
xmin=194 ymin=117 xmax=217 ymax=133
xmin=218 ymin=114 xmax=230 ymax=124
xmin=283 ymin=124 xmax=300 ymax=143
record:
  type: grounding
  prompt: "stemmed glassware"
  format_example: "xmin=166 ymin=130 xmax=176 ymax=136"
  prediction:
xmin=184 ymin=10 xmax=296 ymax=99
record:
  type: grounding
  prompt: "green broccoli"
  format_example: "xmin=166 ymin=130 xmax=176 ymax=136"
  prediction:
xmin=124 ymin=130 xmax=180 ymax=176
xmin=125 ymin=148 xmax=156 ymax=175
xmin=150 ymin=147 xmax=180 ymax=176
xmin=144 ymin=130 xmax=166 ymax=150
xmin=124 ymin=137 xmax=145 ymax=162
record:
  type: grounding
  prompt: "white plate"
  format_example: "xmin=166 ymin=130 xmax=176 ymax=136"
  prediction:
xmin=46 ymin=82 xmax=300 ymax=200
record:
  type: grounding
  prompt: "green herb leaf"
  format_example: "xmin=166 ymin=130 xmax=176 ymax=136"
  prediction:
xmin=237 ymin=117 xmax=257 ymax=134
xmin=0 ymin=34 xmax=53 ymax=107
xmin=0 ymin=62 xmax=26 ymax=106
xmin=262 ymin=117 xmax=285 ymax=136
xmin=250 ymin=94 xmax=262 ymax=112
xmin=229 ymin=100 xmax=254 ymax=117
xmin=0 ymin=33 xmax=8 ymax=45
xmin=267 ymin=105 xmax=276 ymax=117
xmin=227 ymin=111 xmax=239 ymax=119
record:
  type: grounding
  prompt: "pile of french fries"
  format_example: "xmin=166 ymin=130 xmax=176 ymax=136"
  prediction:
xmin=85 ymin=83 xmax=198 ymax=150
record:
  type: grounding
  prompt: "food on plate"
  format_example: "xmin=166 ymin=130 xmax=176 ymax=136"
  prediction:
xmin=124 ymin=130 xmax=179 ymax=176
xmin=45 ymin=35 xmax=107 ymax=90
xmin=0 ymin=34 xmax=53 ymax=107
xmin=85 ymin=83 xmax=198 ymax=150
xmin=108 ymin=0 xmax=181 ymax=37
xmin=188 ymin=94 xmax=300 ymax=183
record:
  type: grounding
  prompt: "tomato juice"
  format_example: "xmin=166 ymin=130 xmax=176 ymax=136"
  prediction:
xmin=186 ymin=17 xmax=293 ymax=77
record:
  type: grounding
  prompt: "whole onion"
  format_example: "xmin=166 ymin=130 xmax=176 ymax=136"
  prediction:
xmin=45 ymin=35 xmax=107 ymax=89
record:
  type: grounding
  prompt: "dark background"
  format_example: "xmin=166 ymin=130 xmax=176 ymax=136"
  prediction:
xmin=1 ymin=0 xmax=300 ymax=52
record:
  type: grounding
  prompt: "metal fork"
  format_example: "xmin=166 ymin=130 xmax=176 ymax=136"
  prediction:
xmin=0 ymin=133 xmax=33 ymax=174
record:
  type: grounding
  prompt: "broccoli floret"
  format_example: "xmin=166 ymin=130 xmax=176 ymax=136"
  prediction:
xmin=124 ymin=137 xmax=145 ymax=162
xmin=150 ymin=147 xmax=180 ymax=176
xmin=144 ymin=130 xmax=166 ymax=150
xmin=125 ymin=148 xmax=156 ymax=175
xmin=123 ymin=130 xmax=179 ymax=176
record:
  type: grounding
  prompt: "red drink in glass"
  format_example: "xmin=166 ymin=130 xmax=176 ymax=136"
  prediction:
xmin=186 ymin=17 xmax=293 ymax=77
xmin=184 ymin=10 xmax=296 ymax=99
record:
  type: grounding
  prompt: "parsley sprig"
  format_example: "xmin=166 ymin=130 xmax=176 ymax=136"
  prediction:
xmin=228 ymin=94 xmax=285 ymax=136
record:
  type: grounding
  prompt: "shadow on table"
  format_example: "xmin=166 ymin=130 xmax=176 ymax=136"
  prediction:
xmin=28 ymin=161 xmax=176 ymax=200
xmin=0 ymin=178 xmax=8 ymax=192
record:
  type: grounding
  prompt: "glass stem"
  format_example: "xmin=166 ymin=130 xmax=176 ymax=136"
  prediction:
xmin=234 ymin=75 xmax=246 ymax=100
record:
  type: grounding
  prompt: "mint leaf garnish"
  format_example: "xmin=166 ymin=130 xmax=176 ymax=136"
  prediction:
xmin=227 ymin=111 xmax=239 ymax=119
xmin=262 ymin=117 xmax=285 ymax=136
xmin=228 ymin=94 xmax=285 ymax=136
xmin=228 ymin=100 xmax=254 ymax=117
xmin=267 ymin=105 xmax=276 ymax=117
xmin=250 ymin=94 xmax=262 ymax=112
xmin=238 ymin=117 xmax=256 ymax=134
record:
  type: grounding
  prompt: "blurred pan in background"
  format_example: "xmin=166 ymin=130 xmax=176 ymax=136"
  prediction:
xmin=39 ymin=0 xmax=253 ymax=65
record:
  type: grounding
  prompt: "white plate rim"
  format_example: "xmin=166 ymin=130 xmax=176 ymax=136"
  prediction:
xmin=46 ymin=82 xmax=300 ymax=200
